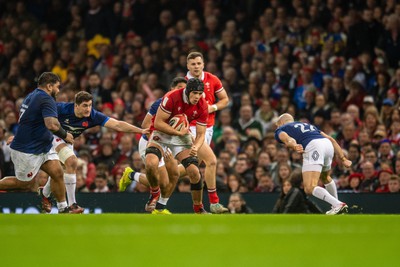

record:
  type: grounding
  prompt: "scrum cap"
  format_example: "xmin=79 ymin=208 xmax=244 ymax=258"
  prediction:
xmin=185 ymin=78 xmax=204 ymax=98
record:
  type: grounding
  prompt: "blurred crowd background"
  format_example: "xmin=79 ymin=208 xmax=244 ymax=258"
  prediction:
xmin=0 ymin=0 xmax=399 ymax=202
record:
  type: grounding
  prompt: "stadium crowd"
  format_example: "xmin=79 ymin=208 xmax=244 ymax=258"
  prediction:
xmin=0 ymin=0 xmax=399 ymax=201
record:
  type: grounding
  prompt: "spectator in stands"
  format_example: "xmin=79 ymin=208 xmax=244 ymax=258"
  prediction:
xmin=388 ymin=175 xmax=400 ymax=193
xmin=227 ymin=192 xmax=253 ymax=214
xmin=359 ymin=161 xmax=379 ymax=192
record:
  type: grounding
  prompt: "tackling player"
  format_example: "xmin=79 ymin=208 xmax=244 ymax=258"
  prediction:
xmin=38 ymin=91 xmax=147 ymax=213
xmin=0 ymin=72 xmax=74 ymax=213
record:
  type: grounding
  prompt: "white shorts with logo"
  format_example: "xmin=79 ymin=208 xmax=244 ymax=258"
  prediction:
xmin=11 ymin=148 xmax=59 ymax=181
xmin=138 ymin=136 xmax=165 ymax=167
xmin=189 ymin=126 xmax=213 ymax=145
xmin=302 ymin=138 xmax=333 ymax=173
xmin=149 ymin=130 xmax=192 ymax=158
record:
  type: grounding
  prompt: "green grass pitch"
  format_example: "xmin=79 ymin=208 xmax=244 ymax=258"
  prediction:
xmin=1 ymin=214 xmax=399 ymax=267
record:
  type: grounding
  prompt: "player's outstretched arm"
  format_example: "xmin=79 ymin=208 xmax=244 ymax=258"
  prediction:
xmin=104 ymin=118 xmax=146 ymax=134
xmin=320 ymin=131 xmax=352 ymax=168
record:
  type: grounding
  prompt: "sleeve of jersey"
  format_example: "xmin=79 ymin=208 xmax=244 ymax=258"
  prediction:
xmin=93 ymin=109 xmax=110 ymax=126
xmin=213 ymin=75 xmax=224 ymax=94
xmin=159 ymin=96 xmax=172 ymax=115
xmin=149 ymin=98 xmax=162 ymax=116
xmin=274 ymin=129 xmax=284 ymax=143
xmin=41 ymin=97 xmax=58 ymax=118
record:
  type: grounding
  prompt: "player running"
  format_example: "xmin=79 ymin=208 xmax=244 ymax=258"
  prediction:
xmin=185 ymin=51 xmax=229 ymax=213
xmin=38 ymin=91 xmax=147 ymax=213
xmin=0 ymin=72 xmax=74 ymax=213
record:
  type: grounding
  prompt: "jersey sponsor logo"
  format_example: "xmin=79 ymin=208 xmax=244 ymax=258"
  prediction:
xmin=82 ymin=121 xmax=88 ymax=127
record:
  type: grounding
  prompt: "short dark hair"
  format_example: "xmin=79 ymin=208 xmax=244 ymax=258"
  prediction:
xmin=187 ymin=51 xmax=204 ymax=62
xmin=37 ymin=72 xmax=60 ymax=87
xmin=170 ymin=77 xmax=187 ymax=89
xmin=75 ymin=91 xmax=93 ymax=105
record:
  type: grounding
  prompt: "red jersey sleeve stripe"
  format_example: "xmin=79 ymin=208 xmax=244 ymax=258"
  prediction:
xmin=160 ymin=105 xmax=171 ymax=114
xmin=215 ymin=87 xmax=224 ymax=93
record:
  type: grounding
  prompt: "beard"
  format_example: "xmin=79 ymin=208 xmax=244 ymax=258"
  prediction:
xmin=51 ymin=91 xmax=57 ymax=100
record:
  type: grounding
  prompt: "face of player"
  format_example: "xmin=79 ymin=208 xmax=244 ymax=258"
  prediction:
xmin=75 ymin=100 xmax=93 ymax=118
xmin=188 ymin=91 xmax=203 ymax=105
xmin=187 ymin=56 xmax=204 ymax=78
xmin=49 ymin=82 xmax=61 ymax=99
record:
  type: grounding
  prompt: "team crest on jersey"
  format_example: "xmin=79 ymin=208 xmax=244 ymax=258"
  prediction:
xmin=82 ymin=121 xmax=88 ymax=127
xmin=64 ymin=119 xmax=69 ymax=124
xmin=27 ymin=172 xmax=33 ymax=178
xmin=205 ymin=82 xmax=210 ymax=88
xmin=153 ymin=135 xmax=160 ymax=141
xmin=178 ymin=106 xmax=182 ymax=111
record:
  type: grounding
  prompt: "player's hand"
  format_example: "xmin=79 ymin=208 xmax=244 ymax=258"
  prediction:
xmin=190 ymin=145 xmax=198 ymax=156
xmin=6 ymin=135 xmax=14 ymax=145
xmin=342 ymin=158 xmax=352 ymax=168
xmin=207 ymin=104 xmax=217 ymax=113
xmin=141 ymin=128 xmax=150 ymax=135
xmin=177 ymin=126 xmax=189 ymax=136
xmin=164 ymin=148 xmax=173 ymax=161
xmin=294 ymin=144 xmax=304 ymax=153
xmin=65 ymin=133 xmax=74 ymax=145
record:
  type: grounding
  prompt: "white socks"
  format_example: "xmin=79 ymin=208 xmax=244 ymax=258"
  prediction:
xmin=324 ymin=180 xmax=338 ymax=199
xmin=64 ymin=173 xmax=77 ymax=206
xmin=133 ymin=172 xmax=141 ymax=183
xmin=42 ymin=178 xmax=51 ymax=198
xmin=312 ymin=186 xmax=342 ymax=207
xmin=57 ymin=201 xmax=68 ymax=210
xmin=158 ymin=197 xmax=169 ymax=205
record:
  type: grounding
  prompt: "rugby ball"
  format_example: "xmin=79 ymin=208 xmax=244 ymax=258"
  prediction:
xmin=169 ymin=114 xmax=189 ymax=131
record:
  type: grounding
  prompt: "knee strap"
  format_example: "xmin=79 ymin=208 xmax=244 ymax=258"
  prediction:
xmin=190 ymin=179 xmax=203 ymax=190
xmin=58 ymin=146 xmax=75 ymax=164
xmin=181 ymin=156 xmax=199 ymax=169
xmin=145 ymin=146 xmax=162 ymax=161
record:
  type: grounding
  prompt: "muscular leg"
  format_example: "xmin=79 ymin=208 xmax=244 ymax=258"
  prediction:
xmin=197 ymin=143 xmax=228 ymax=213
xmin=320 ymin=171 xmax=338 ymax=199
xmin=0 ymin=176 xmax=36 ymax=191
xmin=303 ymin=171 xmax=341 ymax=207
xmin=41 ymin=160 xmax=67 ymax=207
xmin=63 ymin=155 xmax=78 ymax=206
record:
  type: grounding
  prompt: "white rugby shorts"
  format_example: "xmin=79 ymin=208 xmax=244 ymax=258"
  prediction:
xmin=189 ymin=126 xmax=213 ymax=145
xmin=302 ymin=138 xmax=333 ymax=173
xmin=149 ymin=130 xmax=192 ymax=157
xmin=11 ymin=148 xmax=59 ymax=181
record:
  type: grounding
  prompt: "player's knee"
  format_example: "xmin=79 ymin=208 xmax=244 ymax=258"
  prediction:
xmin=186 ymin=165 xmax=200 ymax=184
xmin=145 ymin=146 xmax=162 ymax=161
xmin=181 ymin=156 xmax=199 ymax=169
xmin=65 ymin=156 xmax=78 ymax=171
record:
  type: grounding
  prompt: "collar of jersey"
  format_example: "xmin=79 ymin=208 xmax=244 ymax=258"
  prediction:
xmin=186 ymin=71 xmax=204 ymax=80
